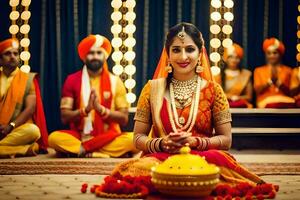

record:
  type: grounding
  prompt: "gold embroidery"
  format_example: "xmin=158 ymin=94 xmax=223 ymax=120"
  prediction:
xmin=213 ymin=109 xmax=232 ymax=126
xmin=60 ymin=97 xmax=74 ymax=109
xmin=134 ymin=108 xmax=151 ymax=123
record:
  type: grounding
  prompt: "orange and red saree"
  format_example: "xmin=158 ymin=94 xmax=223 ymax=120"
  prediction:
xmin=132 ymin=78 xmax=263 ymax=186
xmin=215 ymin=69 xmax=253 ymax=108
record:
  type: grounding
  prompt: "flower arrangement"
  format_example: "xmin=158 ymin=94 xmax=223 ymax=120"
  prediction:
xmin=81 ymin=173 xmax=156 ymax=198
xmin=81 ymin=175 xmax=278 ymax=199
xmin=210 ymin=182 xmax=279 ymax=200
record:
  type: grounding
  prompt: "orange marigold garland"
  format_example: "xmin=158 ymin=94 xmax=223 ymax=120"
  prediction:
xmin=81 ymin=174 xmax=278 ymax=199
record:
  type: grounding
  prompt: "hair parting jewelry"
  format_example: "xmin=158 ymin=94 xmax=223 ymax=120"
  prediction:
xmin=177 ymin=26 xmax=186 ymax=41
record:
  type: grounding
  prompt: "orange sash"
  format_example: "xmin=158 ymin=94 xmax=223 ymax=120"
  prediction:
xmin=0 ymin=70 xmax=29 ymax=125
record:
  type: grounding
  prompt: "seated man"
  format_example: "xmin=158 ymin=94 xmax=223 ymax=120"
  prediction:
xmin=0 ymin=38 xmax=48 ymax=158
xmin=254 ymin=37 xmax=295 ymax=108
xmin=290 ymin=67 xmax=300 ymax=107
xmin=48 ymin=34 xmax=137 ymax=158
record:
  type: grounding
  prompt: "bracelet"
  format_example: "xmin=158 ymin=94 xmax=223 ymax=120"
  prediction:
xmin=217 ymin=136 xmax=223 ymax=149
xmin=9 ymin=122 xmax=16 ymax=129
xmin=205 ymin=138 xmax=211 ymax=150
xmin=101 ymin=106 xmax=106 ymax=115
xmin=195 ymin=137 xmax=201 ymax=149
xmin=133 ymin=133 xmax=144 ymax=148
xmin=197 ymin=138 xmax=210 ymax=151
xmin=146 ymin=138 xmax=162 ymax=153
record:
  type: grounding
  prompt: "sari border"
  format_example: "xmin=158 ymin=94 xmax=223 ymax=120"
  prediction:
xmin=149 ymin=78 xmax=167 ymax=138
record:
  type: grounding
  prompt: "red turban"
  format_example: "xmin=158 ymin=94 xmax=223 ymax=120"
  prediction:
xmin=0 ymin=38 xmax=19 ymax=55
xmin=77 ymin=34 xmax=112 ymax=60
xmin=263 ymin=37 xmax=285 ymax=55
xmin=223 ymin=43 xmax=244 ymax=61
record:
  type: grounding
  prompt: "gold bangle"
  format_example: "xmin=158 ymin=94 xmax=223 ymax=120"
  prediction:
xmin=9 ymin=122 xmax=16 ymax=128
xmin=100 ymin=106 xmax=106 ymax=115
xmin=217 ymin=136 xmax=223 ymax=148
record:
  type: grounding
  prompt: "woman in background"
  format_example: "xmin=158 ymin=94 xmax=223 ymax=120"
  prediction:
xmin=216 ymin=43 xmax=253 ymax=108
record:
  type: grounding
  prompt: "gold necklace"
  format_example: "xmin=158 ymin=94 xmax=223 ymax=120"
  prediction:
xmin=168 ymin=76 xmax=201 ymax=132
xmin=171 ymin=76 xmax=197 ymax=105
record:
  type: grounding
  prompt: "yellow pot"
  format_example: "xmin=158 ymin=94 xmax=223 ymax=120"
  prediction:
xmin=151 ymin=146 xmax=220 ymax=197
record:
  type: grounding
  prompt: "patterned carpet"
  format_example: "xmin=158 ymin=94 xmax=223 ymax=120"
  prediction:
xmin=0 ymin=149 xmax=299 ymax=175
xmin=0 ymin=150 xmax=300 ymax=199
xmin=1 ymin=158 xmax=300 ymax=175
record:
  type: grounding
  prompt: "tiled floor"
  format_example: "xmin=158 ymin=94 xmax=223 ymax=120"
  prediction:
xmin=0 ymin=174 xmax=299 ymax=200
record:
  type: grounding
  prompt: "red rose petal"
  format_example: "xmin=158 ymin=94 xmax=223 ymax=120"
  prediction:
xmin=256 ymin=194 xmax=265 ymax=200
xmin=268 ymin=191 xmax=276 ymax=198
xmin=81 ymin=187 xmax=87 ymax=193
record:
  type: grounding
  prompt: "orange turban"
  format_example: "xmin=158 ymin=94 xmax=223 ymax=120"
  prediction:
xmin=223 ymin=43 xmax=244 ymax=61
xmin=0 ymin=38 xmax=19 ymax=55
xmin=77 ymin=34 xmax=112 ymax=60
xmin=263 ymin=37 xmax=285 ymax=55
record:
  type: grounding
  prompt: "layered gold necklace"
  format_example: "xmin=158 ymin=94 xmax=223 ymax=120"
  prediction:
xmin=168 ymin=75 xmax=201 ymax=132
xmin=171 ymin=75 xmax=197 ymax=106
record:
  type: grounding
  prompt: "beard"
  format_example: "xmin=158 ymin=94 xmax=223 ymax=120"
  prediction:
xmin=85 ymin=59 xmax=104 ymax=72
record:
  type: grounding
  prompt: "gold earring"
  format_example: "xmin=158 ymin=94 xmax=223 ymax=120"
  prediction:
xmin=196 ymin=61 xmax=204 ymax=73
xmin=165 ymin=62 xmax=172 ymax=73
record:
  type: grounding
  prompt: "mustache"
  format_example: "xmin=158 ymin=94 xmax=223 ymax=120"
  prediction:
xmin=90 ymin=59 xmax=102 ymax=63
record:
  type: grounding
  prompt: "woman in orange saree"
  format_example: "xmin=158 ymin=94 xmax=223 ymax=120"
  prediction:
xmin=112 ymin=23 xmax=277 ymax=198
xmin=215 ymin=43 xmax=253 ymax=108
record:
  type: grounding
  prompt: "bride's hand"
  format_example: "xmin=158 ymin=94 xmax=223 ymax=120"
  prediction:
xmin=178 ymin=136 xmax=198 ymax=148
xmin=169 ymin=131 xmax=191 ymax=142
xmin=161 ymin=135 xmax=182 ymax=154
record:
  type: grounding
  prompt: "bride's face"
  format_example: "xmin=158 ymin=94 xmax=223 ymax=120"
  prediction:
xmin=169 ymin=34 xmax=200 ymax=77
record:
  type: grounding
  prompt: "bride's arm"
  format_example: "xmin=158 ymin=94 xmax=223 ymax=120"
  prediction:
xmin=133 ymin=121 xmax=183 ymax=153
xmin=209 ymin=122 xmax=232 ymax=150
xmin=133 ymin=121 xmax=152 ymax=152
